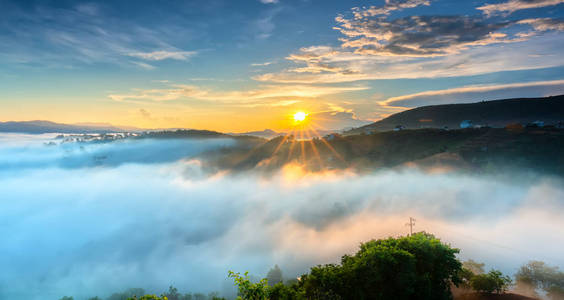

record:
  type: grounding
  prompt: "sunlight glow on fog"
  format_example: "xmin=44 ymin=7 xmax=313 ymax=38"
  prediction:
xmin=0 ymin=134 xmax=563 ymax=300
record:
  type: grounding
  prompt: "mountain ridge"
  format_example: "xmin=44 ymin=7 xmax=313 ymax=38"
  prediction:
xmin=347 ymin=94 xmax=564 ymax=134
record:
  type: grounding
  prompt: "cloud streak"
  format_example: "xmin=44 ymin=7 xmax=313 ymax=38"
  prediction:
xmin=128 ymin=50 xmax=198 ymax=61
xmin=477 ymin=0 xmax=564 ymax=16
xmin=379 ymin=79 xmax=564 ymax=107
xmin=108 ymin=83 xmax=369 ymax=105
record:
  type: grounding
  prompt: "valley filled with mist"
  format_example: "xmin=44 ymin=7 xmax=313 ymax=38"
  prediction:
xmin=1 ymin=132 xmax=563 ymax=299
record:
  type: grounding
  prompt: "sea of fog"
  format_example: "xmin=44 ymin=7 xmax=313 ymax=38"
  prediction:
xmin=0 ymin=133 xmax=563 ymax=300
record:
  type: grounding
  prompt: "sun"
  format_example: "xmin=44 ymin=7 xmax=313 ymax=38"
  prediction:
xmin=293 ymin=111 xmax=308 ymax=122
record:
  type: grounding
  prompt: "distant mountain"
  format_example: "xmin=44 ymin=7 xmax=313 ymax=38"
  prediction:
xmin=0 ymin=120 xmax=131 ymax=133
xmin=232 ymin=129 xmax=284 ymax=139
xmin=347 ymin=95 xmax=564 ymax=134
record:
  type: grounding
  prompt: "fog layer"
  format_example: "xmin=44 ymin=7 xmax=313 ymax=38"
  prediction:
xmin=0 ymin=134 xmax=563 ymax=300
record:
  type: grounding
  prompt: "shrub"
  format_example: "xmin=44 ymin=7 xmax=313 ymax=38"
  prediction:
xmin=470 ymin=270 xmax=512 ymax=294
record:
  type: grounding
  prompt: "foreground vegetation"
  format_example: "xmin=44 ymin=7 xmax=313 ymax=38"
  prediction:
xmin=62 ymin=232 xmax=564 ymax=300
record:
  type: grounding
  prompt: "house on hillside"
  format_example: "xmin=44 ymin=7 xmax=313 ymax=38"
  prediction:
xmin=460 ymin=120 xmax=473 ymax=129
xmin=393 ymin=125 xmax=405 ymax=131
xmin=527 ymin=120 xmax=545 ymax=128
xmin=324 ymin=133 xmax=341 ymax=141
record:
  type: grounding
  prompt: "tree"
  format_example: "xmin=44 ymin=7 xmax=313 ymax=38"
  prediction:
xmin=268 ymin=282 xmax=303 ymax=300
xmin=229 ymin=233 xmax=463 ymax=300
xmin=463 ymin=259 xmax=485 ymax=275
xmin=300 ymin=232 xmax=462 ymax=300
xmin=470 ymin=270 xmax=512 ymax=294
xmin=164 ymin=286 xmax=181 ymax=300
xmin=229 ymin=271 xmax=269 ymax=300
xmin=266 ymin=265 xmax=283 ymax=287
xmin=193 ymin=293 xmax=206 ymax=300
xmin=109 ymin=288 xmax=147 ymax=300
xmin=127 ymin=296 xmax=167 ymax=300
xmin=59 ymin=297 xmax=73 ymax=300
xmin=459 ymin=259 xmax=486 ymax=289
xmin=516 ymin=261 xmax=564 ymax=299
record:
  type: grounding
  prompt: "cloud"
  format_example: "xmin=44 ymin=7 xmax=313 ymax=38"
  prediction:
xmin=128 ymin=50 xmax=198 ymax=61
xmin=335 ymin=15 xmax=519 ymax=57
xmin=477 ymin=0 xmax=564 ymax=16
xmin=310 ymin=110 xmax=371 ymax=130
xmin=518 ymin=18 xmax=564 ymax=32
xmin=253 ymin=7 xmax=282 ymax=39
xmin=378 ymin=79 xmax=564 ymax=107
xmin=108 ymin=83 xmax=369 ymax=104
xmin=251 ymin=61 xmax=275 ymax=67
xmin=253 ymin=1 xmax=564 ymax=84
xmin=260 ymin=0 xmax=279 ymax=3
xmin=0 ymin=3 xmax=199 ymax=68
xmin=350 ymin=0 xmax=430 ymax=18
xmin=139 ymin=108 xmax=152 ymax=119
xmin=131 ymin=61 xmax=156 ymax=70
xmin=256 ymin=22 xmax=564 ymax=83
xmin=1 ymin=134 xmax=564 ymax=299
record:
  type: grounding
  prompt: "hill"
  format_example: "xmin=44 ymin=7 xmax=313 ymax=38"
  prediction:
xmin=347 ymin=95 xmax=564 ymax=134
xmin=202 ymin=127 xmax=564 ymax=176
xmin=0 ymin=120 xmax=131 ymax=133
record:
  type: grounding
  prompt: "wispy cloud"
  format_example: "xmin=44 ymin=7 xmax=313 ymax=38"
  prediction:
xmin=108 ymin=83 xmax=369 ymax=105
xmin=131 ymin=61 xmax=156 ymax=70
xmin=260 ymin=0 xmax=279 ymax=4
xmin=0 ymin=3 xmax=196 ymax=68
xmin=128 ymin=50 xmax=197 ymax=61
xmin=379 ymin=80 xmax=564 ymax=107
xmin=477 ymin=0 xmax=564 ymax=16
xmin=251 ymin=61 xmax=275 ymax=67
xmin=350 ymin=0 xmax=430 ymax=18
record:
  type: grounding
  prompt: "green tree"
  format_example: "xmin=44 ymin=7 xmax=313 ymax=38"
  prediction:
xmin=228 ymin=271 xmax=269 ymax=300
xmin=59 ymin=297 xmax=73 ymax=300
xmin=266 ymin=265 xmax=283 ymax=287
xmin=109 ymin=288 xmax=146 ymax=300
xmin=268 ymin=282 xmax=304 ymax=300
xmin=470 ymin=270 xmax=512 ymax=294
xmin=300 ymin=232 xmax=462 ymax=300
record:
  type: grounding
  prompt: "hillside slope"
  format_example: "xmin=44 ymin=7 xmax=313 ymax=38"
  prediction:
xmin=347 ymin=95 xmax=564 ymax=134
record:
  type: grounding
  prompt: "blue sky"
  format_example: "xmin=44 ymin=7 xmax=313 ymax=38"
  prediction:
xmin=0 ymin=0 xmax=563 ymax=131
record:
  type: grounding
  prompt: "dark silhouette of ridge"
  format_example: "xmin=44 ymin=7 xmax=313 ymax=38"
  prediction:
xmin=347 ymin=95 xmax=564 ymax=134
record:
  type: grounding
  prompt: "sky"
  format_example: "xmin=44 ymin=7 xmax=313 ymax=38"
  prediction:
xmin=1 ymin=0 xmax=563 ymax=132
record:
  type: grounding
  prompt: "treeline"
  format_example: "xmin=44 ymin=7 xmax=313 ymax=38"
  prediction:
xmin=59 ymin=286 xmax=224 ymax=300
xmin=59 ymin=233 xmax=564 ymax=300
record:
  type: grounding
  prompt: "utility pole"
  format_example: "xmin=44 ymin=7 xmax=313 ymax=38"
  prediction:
xmin=405 ymin=217 xmax=416 ymax=236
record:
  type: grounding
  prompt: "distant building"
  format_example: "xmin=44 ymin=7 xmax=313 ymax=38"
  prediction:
xmin=393 ymin=125 xmax=405 ymax=131
xmin=506 ymin=123 xmax=524 ymax=131
xmin=460 ymin=120 xmax=473 ymax=129
xmin=324 ymin=133 xmax=340 ymax=141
